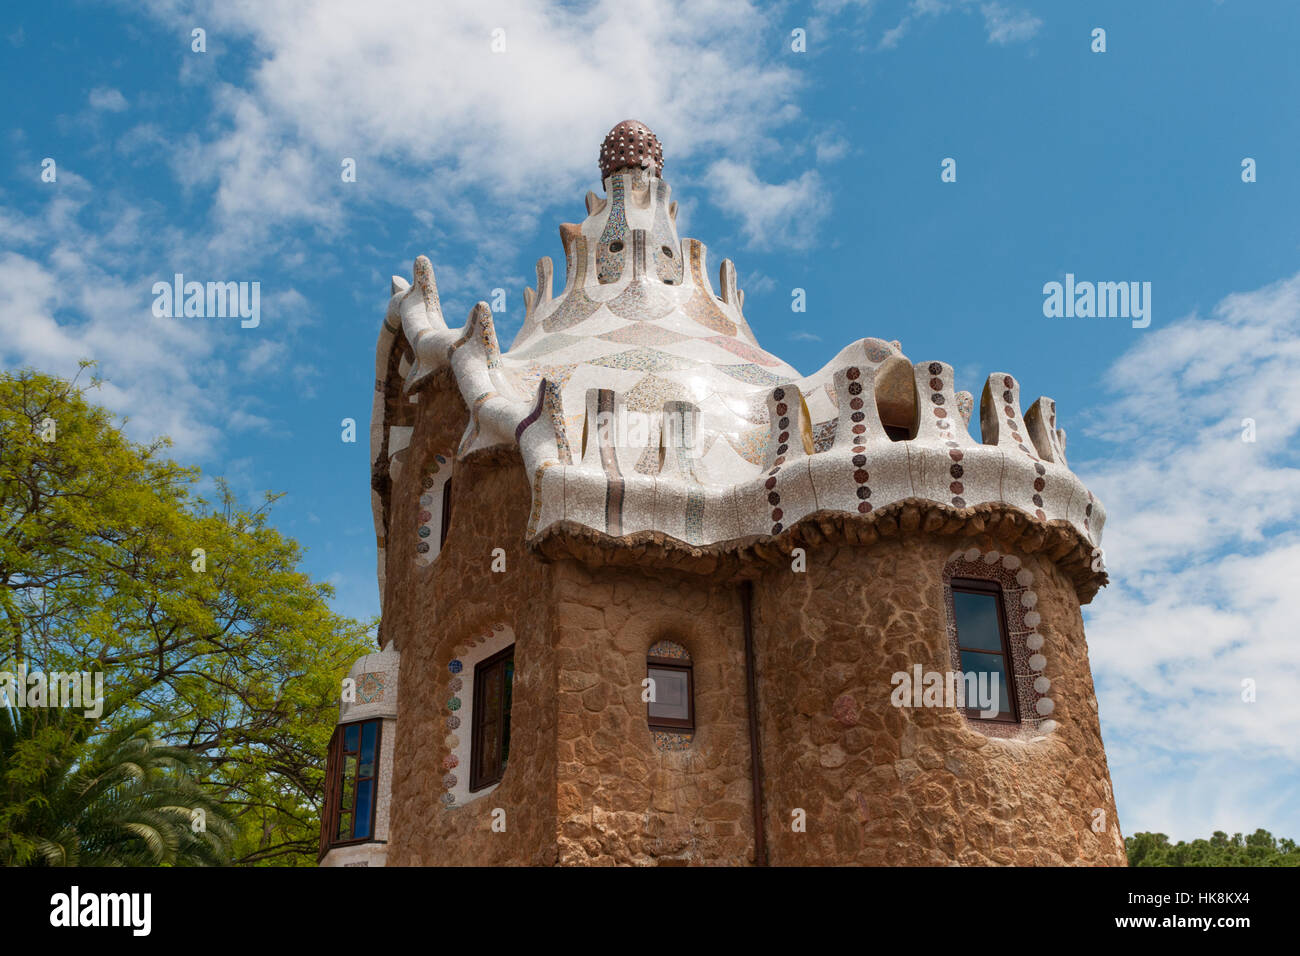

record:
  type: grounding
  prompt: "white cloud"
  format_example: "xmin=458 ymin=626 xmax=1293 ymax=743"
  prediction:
xmin=1077 ymin=271 xmax=1300 ymax=839
xmin=878 ymin=23 xmax=910 ymax=49
xmin=979 ymin=2 xmax=1041 ymax=45
xmin=875 ymin=0 xmax=1040 ymax=50
xmin=742 ymin=270 xmax=778 ymax=296
xmin=0 ymin=249 xmax=226 ymax=456
xmin=705 ymin=160 xmax=828 ymax=250
xmin=814 ymin=132 xmax=850 ymax=164
xmin=88 ymin=87 xmax=129 ymax=112
xmin=0 ymin=171 xmax=294 ymax=460
xmin=142 ymin=0 xmax=806 ymax=268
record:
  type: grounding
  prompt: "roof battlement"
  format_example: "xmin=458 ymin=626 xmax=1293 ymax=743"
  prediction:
xmin=370 ymin=121 xmax=1106 ymax=599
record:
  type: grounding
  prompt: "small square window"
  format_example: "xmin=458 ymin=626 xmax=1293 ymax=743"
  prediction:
xmin=647 ymin=659 xmax=693 ymax=731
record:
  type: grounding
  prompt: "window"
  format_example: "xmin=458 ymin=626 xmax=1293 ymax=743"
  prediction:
xmin=416 ymin=454 xmax=454 ymax=566
xmin=647 ymin=656 xmax=694 ymax=731
xmin=950 ymin=578 xmax=1017 ymax=722
xmin=469 ymin=645 xmax=514 ymax=791
xmin=323 ymin=719 xmax=381 ymax=847
xmin=438 ymin=475 xmax=453 ymax=548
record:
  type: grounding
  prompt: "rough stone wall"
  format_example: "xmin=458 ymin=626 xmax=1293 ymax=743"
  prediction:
xmin=376 ymin=376 xmax=1121 ymax=866
xmin=384 ymin=376 xmax=558 ymax=865
xmin=753 ymin=532 xmax=1126 ymax=866
xmin=551 ymin=562 xmax=757 ymax=865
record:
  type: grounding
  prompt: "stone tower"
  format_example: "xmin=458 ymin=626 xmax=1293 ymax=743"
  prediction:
xmin=318 ymin=121 xmax=1126 ymax=867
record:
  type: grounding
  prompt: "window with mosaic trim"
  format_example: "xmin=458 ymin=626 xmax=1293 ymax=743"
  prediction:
xmin=949 ymin=578 xmax=1017 ymax=722
xmin=415 ymin=454 xmax=454 ymax=566
xmin=646 ymin=640 xmax=694 ymax=732
xmin=322 ymin=719 xmax=381 ymax=849
xmin=470 ymin=645 xmax=514 ymax=791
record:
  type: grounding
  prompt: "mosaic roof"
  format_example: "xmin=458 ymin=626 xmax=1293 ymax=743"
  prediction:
xmin=372 ymin=121 xmax=1106 ymax=561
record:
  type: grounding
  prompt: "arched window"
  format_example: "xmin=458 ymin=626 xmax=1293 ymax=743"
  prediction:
xmin=441 ymin=624 xmax=516 ymax=808
xmin=416 ymin=453 xmax=454 ymax=566
xmin=469 ymin=645 xmax=514 ymax=791
xmin=949 ymin=578 xmax=1016 ymax=722
xmin=646 ymin=640 xmax=694 ymax=733
xmin=942 ymin=549 xmax=1057 ymax=736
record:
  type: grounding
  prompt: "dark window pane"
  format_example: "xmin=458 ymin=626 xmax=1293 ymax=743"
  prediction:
xmin=439 ymin=477 xmax=453 ymax=548
xmin=471 ymin=647 xmax=515 ymax=791
xmin=959 ymin=650 xmax=1011 ymax=715
xmin=953 ymin=590 xmax=1004 ymax=651
xmin=353 ymin=781 xmax=374 ymax=839
xmin=341 ymin=755 xmax=357 ymax=810
xmin=501 ymin=660 xmax=513 ymax=766
xmin=648 ymin=667 xmax=690 ymax=721
xmin=359 ymin=722 xmax=377 ymax=777
xmin=484 ymin=664 xmax=502 ymax=714
xmin=326 ymin=719 xmax=383 ymax=848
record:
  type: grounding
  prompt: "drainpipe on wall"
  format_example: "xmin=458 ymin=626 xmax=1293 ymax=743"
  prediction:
xmin=740 ymin=580 xmax=768 ymax=866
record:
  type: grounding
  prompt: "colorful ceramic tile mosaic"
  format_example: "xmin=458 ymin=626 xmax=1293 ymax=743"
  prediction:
xmin=621 ymin=373 xmax=692 ymax=413
xmin=728 ymin=426 xmax=770 ymax=465
xmin=704 ymin=334 xmax=783 ymax=367
xmin=812 ymin=418 xmax=838 ymax=453
xmin=650 ymin=180 xmax=684 ymax=286
xmin=542 ymin=237 xmax=601 ymax=332
xmin=357 ymin=671 xmax=386 ymax=704
xmin=596 ymin=324 xmax=691 ymax=346
xmin=718 ymin=363 xmax=783 ymax=387
xmin=647 ymin=640 xmax=691 ymax=661
xmin=510 ymin=332 xmax=583 ymax=359
xmin=375 ymin=119 xmax=1105 ymax=566
xmin=586 ymin=347 xmax=700 ymax=373
xmin=606 ymin=273 xmax=676 ymax=321
xmin=596 ymin=177 xmax=629 ymax=284
xmin=680 ymin=239 xmax=739 ymax=336
xmin=651 ymin=731 xmax=693 ymax=753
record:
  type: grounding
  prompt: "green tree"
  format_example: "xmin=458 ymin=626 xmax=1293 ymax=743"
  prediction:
xmin=1127 ymin=829 xmax=1300 ymax=866
xmin=0 ymin=366 xmax=374 ymax=865
xmin=0 ymin=700 xmax=234 ymax=865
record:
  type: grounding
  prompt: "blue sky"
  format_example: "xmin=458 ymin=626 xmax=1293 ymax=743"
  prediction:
xmin=2 ymin=0 xmax=1298 ymax=844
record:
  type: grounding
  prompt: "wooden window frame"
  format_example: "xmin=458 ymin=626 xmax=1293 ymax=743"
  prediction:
xmin=950 ymin=577 xmax=1019 ymax=723
xmin=320 ymin=718 xmax=383 ymax=853
xmin=646 ymin=656 xmax=695 ymax=732
xmin=469 ymin=645 xmax=514 ymax=792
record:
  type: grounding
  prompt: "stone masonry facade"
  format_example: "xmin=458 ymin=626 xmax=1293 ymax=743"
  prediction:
xmin=368 ymin=373 xmax=1125 ymax=866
